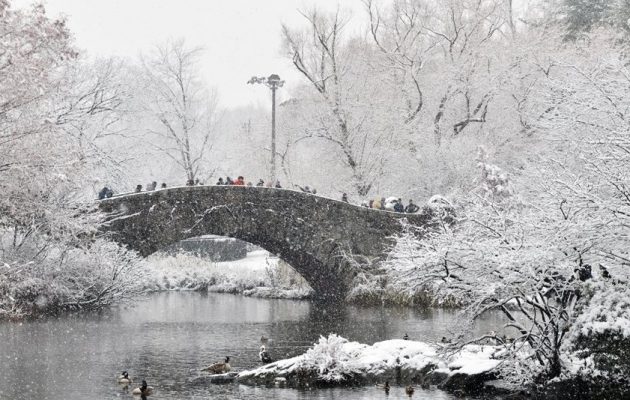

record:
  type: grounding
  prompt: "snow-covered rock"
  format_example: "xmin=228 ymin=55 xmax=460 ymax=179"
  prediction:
xmin=236 ymin=335 xmax=501 ymax=394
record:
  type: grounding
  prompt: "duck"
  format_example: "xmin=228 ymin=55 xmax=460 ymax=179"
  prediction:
xmin=405 ymin=385 xmax=415 ymax=397
xmin=117 ymin=371 xmax=132 ymax=384
xmin=259 ymin=346 xmax=273 ymax=364
xmin=131 ymin=380 xmax=154 ymax=396
xmin=202 ymin=356 xmax=231 ymax=374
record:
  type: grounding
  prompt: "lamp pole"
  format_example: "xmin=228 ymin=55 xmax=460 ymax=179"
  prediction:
xmin=247 ymin=74 xmax=285 ymax=185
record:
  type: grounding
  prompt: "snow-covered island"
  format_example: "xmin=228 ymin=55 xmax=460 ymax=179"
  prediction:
xmin=236 ymin=335 xmax=503 ymax=395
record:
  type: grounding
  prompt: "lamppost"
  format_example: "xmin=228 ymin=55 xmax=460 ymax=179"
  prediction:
xmin=247 ymin=74 xmax=285 ymax=185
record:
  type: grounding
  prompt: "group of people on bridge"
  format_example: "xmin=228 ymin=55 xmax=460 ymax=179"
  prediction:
xmin=99 ymin=176 xmax=421 ymax=214
xmin=135 ymin=181 xmax=167 ymax=192
xmin=341 ymin=193 xmax=420 ymax=214
xmin=215 ymin=176 xmax=322 ymax=194
xmin=215 ymin=176 xmax=283 ymax=188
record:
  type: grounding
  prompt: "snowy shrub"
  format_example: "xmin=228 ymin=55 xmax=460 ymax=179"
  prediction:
xmin=565 ymin=283 xmax=630 ymax=382
xmin=476 ymin=147 xmax=513 ymax=200
xmin=572 ymin=283 xmax=630 ymax=339
xmin=298 ymin=334 xmax=365 ymax=382
xmin=0 ymin=236 xmax=148 ymax=319
xmin=423 ymin=195 xmax=457 ymax=227
xmin=345 ymin=272 xmax=386 ymax=304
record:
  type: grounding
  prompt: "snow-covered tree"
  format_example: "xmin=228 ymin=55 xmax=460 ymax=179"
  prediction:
xmin=384 ymin=156 xmax=623 ymax=383
xmin=282 ymin=9 xmax=402 ymax=196
xmin=383 ymin=31 xmax=630 ymax=383
xmin=137 ymin=39 xmax=220 ymax=184
xmin=0 ymin=0 xmax=146 ymax=319
xmin=561 ymin=0 xmax=612 ymax=40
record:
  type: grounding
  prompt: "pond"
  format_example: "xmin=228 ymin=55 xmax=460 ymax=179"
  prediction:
xmin=0 ymin=292 xmax=504 ymax=399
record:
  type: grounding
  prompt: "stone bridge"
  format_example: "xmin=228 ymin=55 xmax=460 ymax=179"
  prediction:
xmin=98 ymin=186 xmax=430 ymax=300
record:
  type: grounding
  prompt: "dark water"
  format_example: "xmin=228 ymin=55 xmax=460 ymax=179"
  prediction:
xmin=0 ymin=292 xmax=503 ymax=400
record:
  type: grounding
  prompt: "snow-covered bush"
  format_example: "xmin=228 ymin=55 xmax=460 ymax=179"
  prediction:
xmin=565 ymin=283 xmax=630 ymax=383
xmin=476 ymin=147 xmax=513 ymax=199
xmin=297 ymin=334 xmax=365 ymax=382
xmin=0 ymin=237 xmax=147 ymax=319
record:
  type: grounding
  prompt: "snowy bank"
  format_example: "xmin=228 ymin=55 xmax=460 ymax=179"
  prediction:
xmin=144 ymin=250 xmax=312 ymax=299
xmin=236 ymin=335 xmax=501 ymax=394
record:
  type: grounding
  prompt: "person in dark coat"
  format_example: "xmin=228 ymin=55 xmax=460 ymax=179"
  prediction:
xmin=394 ymin=199 xmax=404 ymax=213
xmin=256 ymin=179 xmax=265 ymax=187
xmin=341 ymin=193 xmax=349 ymax=203
xmin=275 ymin=181 xmax=282 ymax=189
xmin=216 ymin=177 xmax=224 ymax=185
xmin=405 ymin=199 xmax=420 ymax=213
xmin=135 ymin=184 xmax=142 ymax=193
xmin=160 ymin=183 xmax=167 ymax=189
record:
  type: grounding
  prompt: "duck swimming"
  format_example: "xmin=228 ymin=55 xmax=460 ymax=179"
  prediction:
xmin=117 ymin=371 xmax=132 ymax=384
xmin=259 ymin=346 xmax=273 ymax=364
xmin=131 ymin=380 xmax=153 ymax=396
xmin=202 ymin=356 xmax=231 ymax=373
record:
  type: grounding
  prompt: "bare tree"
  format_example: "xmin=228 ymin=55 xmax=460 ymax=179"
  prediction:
xmin=364 ymin=0 xmax=506 ymax=145
xmin=139 ymin=39 xmax=219 ymax=183
xmin=282 ymin=9 xmax=392 ymax=196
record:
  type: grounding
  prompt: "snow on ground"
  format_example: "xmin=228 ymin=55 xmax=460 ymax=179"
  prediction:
xmin=438 ymin=345 xmax=502 ymax=375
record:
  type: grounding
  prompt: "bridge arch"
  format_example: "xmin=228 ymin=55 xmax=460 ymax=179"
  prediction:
xmin=98 ymin=186 xmax=429 ymax=300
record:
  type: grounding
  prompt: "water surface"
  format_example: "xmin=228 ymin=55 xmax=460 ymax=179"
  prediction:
xmin=0 ymin=292 xmax=503 ymax=399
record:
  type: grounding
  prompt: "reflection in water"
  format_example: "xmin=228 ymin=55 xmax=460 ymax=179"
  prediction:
xmin=0 ymin=292 xmax=503 ymax=400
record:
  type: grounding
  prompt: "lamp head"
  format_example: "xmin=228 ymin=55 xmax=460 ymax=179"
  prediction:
xmin=267 ymin=74 xmax=285 ymax=88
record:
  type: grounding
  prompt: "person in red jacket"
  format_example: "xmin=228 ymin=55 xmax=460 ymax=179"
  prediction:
xmin=234 ymin=176 xmax=245 ymax=185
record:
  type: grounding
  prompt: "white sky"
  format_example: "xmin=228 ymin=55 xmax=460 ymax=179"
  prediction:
xmin=14 ymin=0 xmax=367 ymax=109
